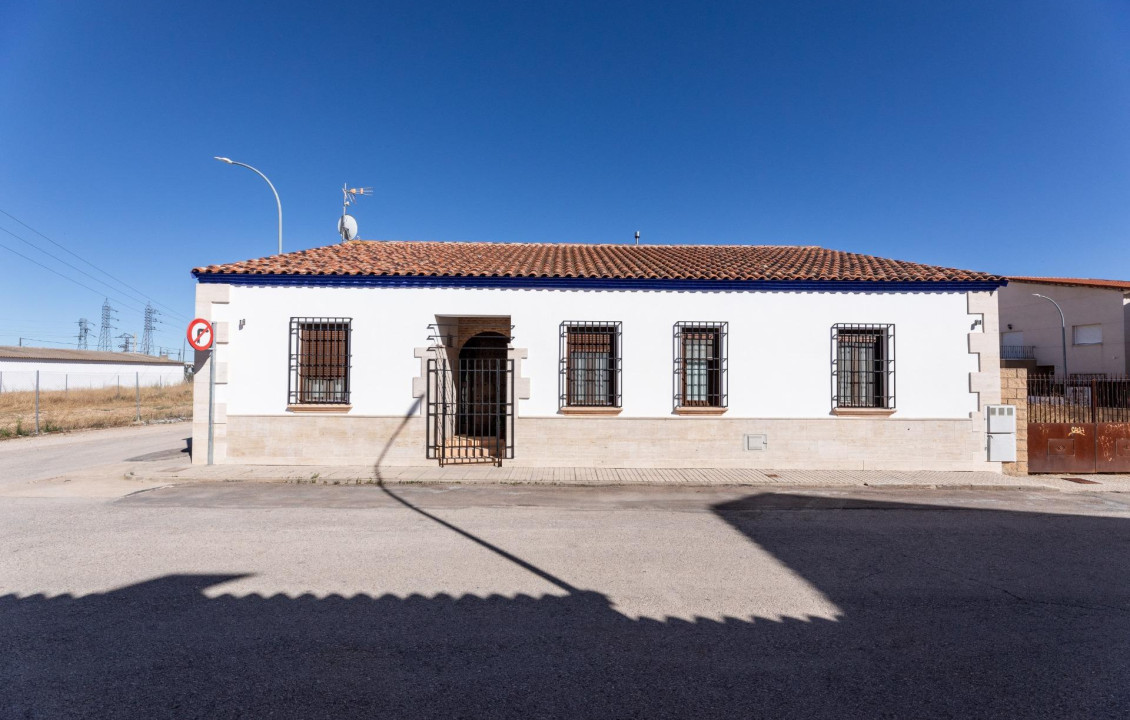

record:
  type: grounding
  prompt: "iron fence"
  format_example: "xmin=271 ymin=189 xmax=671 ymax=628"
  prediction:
xmin=559 ymin=322 xmax=622 ymax=409
xmin=426 ymin=356 xmax=514 ymax=465
xmin=1000 ymin=345 xmax=1036 ymax=360
xmin=831 ymin=324 xmax=895 ymax=411
xmin=1027 ymin=375 xmax=1130 ymax=423
xmin=288 ymin=317 xmax=351 ymax=405
xmin=0 ymin=370 xmax=191 ymax=438
xmin=672 ymin=322 xmax=728 ymax=410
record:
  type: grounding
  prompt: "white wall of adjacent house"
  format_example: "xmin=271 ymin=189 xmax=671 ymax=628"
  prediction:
xmin=0 ymin=359 xmax=185 ymax=392
xmin=213 ymin=284 xmax=982 ymax=419
xmin=998 ymin=281 xmax=1129 ymax=376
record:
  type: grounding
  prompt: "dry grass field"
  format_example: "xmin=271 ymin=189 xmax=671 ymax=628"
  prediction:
xmin=0 ymin=382 xmax=192 ymax=438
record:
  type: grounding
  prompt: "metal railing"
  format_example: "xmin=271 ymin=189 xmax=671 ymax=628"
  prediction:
xmin=559 ymin=322 xmax=622 ymax=409
xmin=288 ymin=317 xmax=352 ymax=405
xmin=1028 ymin=375 xmax=1130 ymax=423
xmin=673 ymin=322 xmax=728 ymax=410
xmin=1000 ymin=345 xmax=1036 ymax=360
xmin=831 ymin=324 xmax=895 ymax=410
xmin=0 ymin=370 xmax=190 ymax=438
xmin=426 ymin=356 xmax=514 ymax=465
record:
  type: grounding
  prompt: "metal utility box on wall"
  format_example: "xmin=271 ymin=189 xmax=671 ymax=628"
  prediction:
xmin=986 ymin=404 xmax=1017 ymax=462
xmin=987 ymin=432 xmax=1017 ymax=462
xmin=986 ymin=405 xmax=1017 ymax=434
xmin=744 ymin=434 xmax=767 ymax=451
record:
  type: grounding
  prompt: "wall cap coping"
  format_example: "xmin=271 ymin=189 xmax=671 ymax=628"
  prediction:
xmin=559 ymin=407 xmax=624 ymax=416
xmin=673 ymin=406 xmax=729 ymax=416
xmin=286 ymin=404 xmax=353 ymax=414
xmin=831 ymin=407 xmax=897 ymax=418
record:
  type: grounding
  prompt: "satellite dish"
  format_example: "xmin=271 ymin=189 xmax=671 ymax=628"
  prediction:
xmin=338 ymin=214 xmax=358 ymax=242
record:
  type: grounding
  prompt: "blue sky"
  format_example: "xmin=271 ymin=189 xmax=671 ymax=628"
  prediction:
xmin=1 ymin=1 xmax=1128 ymax=352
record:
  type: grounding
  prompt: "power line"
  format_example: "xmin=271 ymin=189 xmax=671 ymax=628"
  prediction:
xmin=0 ymin=238 xmax=147 ymax=314
xmin=0 ymin=208 xmax=188 ymax=320
xmin=0 ymin=225 xmax=162 ymax=315
xmin=8 ymin=337 xmax=80 ymax=348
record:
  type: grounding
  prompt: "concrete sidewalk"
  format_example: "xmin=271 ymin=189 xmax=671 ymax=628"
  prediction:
xmin=125 ymin=462 xmax=1130 ymax=493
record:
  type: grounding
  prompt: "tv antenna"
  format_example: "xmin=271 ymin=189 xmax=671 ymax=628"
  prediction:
xmin=339 ymin=184 xmax=373 ymax=242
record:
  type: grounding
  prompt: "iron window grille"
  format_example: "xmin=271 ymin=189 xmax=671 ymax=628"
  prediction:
xmin=288 ymin=317 xmax=352 ymax=405
xmin=831 ymin=323 xmax=894 ymax=410
xmin=673 ymin=322 xmax=728 ymax=409
xmin=559 ymin=321 xmax=622 ymax=408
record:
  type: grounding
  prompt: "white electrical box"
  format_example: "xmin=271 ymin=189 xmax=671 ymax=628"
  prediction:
xmin=744 ymin=434 xmax=767 ymax=451
xmin=986 ymin=405 xmax=1017 ymax=434
xmin=987 ymin=432 xmax=1017 ymax=462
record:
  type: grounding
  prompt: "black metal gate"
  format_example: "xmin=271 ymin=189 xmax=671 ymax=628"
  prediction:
xmin=426 ymin=356 xmax=515 ymax=466
xmin=1028 ymin=375 xmax=1130 ymax=474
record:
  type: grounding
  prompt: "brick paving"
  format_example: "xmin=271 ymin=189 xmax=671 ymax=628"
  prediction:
xmin=126 ymin=462 xmax=1130 ymax=493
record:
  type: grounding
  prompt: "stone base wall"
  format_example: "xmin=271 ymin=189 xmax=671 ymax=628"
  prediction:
xmin=1000 ymin=368 xmax=1029 ymax=476
xmin=223 ymin=413 xmax=998 ymax=472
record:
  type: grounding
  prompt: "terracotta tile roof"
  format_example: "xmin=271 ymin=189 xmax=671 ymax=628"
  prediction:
xmin=193 ymin=241 xmax=1003 ymax=284
xmin=1009 ymin=276 xmax=1130 ymax=292
xmin=0 ymin=346 xmax=184 ymax=365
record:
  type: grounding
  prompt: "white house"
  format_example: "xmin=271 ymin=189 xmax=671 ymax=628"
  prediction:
xmin=0 ymin=346 xmax=186 ymax=392
xmin=190 ymin=241 xmax=1005 ymax=471
xmin=999 ymin=277 xmax=1130 ymax=378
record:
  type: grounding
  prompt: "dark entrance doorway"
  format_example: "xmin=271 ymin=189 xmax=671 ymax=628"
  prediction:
xmin=426 ymin=332 xmax=515 ymax=466
xmin=457 ymin=333 xmax=508 ymax=438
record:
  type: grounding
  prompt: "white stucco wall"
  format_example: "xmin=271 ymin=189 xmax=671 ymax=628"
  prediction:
xmin=212 ymin=285 xmax=982 ymax=420
xmin=0 ymin=359 xmax=186 ymax=392
xmin=998 ymin=282 xmax=1128 ymax=376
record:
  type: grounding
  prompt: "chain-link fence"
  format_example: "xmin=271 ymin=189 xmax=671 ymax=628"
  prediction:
xmin=0 ymin=370 xmax=192 ymax=438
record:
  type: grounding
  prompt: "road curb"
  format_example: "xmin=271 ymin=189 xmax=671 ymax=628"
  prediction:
xmin=122 ymin=470 xmax=1072 ymax=493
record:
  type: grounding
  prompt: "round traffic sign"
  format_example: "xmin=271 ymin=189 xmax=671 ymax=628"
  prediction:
xmin=187 ymin=318 xmax=214 ymax=351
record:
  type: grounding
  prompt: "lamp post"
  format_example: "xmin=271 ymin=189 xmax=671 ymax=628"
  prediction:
xmin=1032 ymin=293 xmax=1068 ymax=383
xmin=214 ymin=157 xmax=282 ymax=255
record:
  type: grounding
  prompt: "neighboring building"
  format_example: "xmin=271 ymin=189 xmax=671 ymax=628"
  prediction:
xmin=998 ymin=277 xmax=1130 ymax=378
xmin=189 ymin=241 xmax=1006 ymax=471
xmin=0 ymin=347 xmax=187 ymax=392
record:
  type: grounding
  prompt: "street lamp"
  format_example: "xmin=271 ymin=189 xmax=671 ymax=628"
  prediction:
xmin=1032 ymin=293 xmax=1068 ymax=382
xmin=214 ymin=157 xmax=283 ymax=255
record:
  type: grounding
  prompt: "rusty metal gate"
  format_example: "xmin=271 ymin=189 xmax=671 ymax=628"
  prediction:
xmin=1028 ymin=376 xmax=1130 ymax=473
xmin=426 ymin=356 xmax=515 ymax=466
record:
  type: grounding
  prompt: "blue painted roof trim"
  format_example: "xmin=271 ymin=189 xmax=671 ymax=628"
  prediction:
xmin=193 ymin=272 xmax=1005 ymax=293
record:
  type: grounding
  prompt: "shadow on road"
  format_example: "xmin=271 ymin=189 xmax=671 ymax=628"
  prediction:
xmin=124 ymin=436 xmax=192 ymax=463
xmin=3 ymin=493 xmax=1130 ymax=718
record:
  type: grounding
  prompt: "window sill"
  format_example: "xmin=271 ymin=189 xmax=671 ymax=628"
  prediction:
xmin=287 ymin=404 xmax=353 ymax=414
xmin=831 ymin=407 xmax=895 ymax=417
xmin=560 ymin=406 xmax=623 ymax=416
xmin=674 ymin=406 xmax=728 ymax=416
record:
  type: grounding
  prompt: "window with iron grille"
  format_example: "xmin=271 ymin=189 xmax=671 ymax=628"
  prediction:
xmin=288 ymin=317 xmax=351 ymax=405
xmin=673 ymin=322 xmax=727 ymax=409
xmin=559 ymin=322 xmax=622 ymax=408
xmin=831 ymin=324 xmax=894 ymax=410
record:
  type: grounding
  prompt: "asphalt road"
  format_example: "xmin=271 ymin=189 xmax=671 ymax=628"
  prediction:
xmin=2 ymin=475 xmax=1129 ymax=719
xmin=0 ymin=423 xmax=190 ymax=485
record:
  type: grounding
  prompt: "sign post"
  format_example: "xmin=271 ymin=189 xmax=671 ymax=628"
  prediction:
xmin=207 ymin=330 xmax=215 ymax=465
xmin=187 ymin=318 xmax=216 ymax=465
